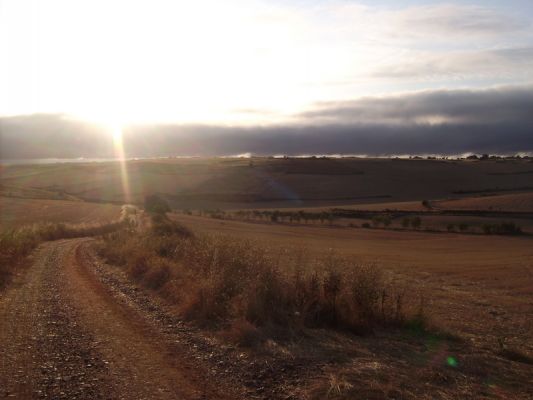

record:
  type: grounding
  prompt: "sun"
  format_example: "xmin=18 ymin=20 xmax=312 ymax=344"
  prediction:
xmin=111 ymin=123 xmax=123 ymax=145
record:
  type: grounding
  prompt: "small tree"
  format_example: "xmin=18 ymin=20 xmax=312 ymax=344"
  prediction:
xmin=411 ymin=217 xmax=422 ymax=229
xmin=144 ymin=194 xmax=171 ymax=215
xmin=401 ymin=218 xmax=410 ymax=228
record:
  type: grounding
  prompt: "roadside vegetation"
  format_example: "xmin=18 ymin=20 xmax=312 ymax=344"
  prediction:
xmin=187 ymin=207 xmax=527 ymax=236
xmin=0 ymin=220 xmax=126 ymax=289
xmin=99 ymin=205 xmax=428 ymax=346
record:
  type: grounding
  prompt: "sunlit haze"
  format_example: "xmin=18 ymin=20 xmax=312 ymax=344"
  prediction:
xmin=1 ymin=2 xmax=533 ymax=397
xmin=2 ymin=0 xmax=533 ymax=126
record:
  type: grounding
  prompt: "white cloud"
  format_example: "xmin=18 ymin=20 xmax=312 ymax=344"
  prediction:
xmin=0 ymin=0 xmax=532 ymax=124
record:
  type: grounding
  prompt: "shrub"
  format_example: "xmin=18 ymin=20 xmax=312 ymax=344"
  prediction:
xmin=223 ymin=319 xmax=263 ymax=347
xmin=144 ymin=194 xmax=171 ymax=214
xmin=482 ymin=222 xmax=522 ymax=235
xmin=151 ymin=214 xmax=194 ymax=237
xmin=143 ymin=258 xmax=172 ymax=289
xmin=1 ymin=220 xmax=126 ymax=289
xmin=98 ymin=226 xmax=424 ymax=342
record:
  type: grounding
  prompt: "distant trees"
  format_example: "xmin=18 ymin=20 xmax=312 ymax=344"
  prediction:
xmin=410 ymin=216 xmax=422 ymax=230
xmin=482 ymin=222 xmax=522 ymax=235
xmin=218 ymin=209 xmax=341 ymax=226
xmin=399 ymin=216 xmax=422 ymax=230
xmin=458 ymin=223 xmax=469 ymax=232
xmin=371 ymin=215 xmax=391 ymax=227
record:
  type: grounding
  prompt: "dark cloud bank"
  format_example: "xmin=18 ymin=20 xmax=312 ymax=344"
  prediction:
xmin=1 ymin=86 xmax=532 ymax=160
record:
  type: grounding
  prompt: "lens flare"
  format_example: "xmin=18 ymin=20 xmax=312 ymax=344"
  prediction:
xmin=446 ymin=356 xmax=458 ymax=368
xmin=111 ymin=124 xmax=131 ymax=204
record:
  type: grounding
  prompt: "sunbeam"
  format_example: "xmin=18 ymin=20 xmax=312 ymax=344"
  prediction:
xmin=111 ymin=123 xmax=131 ymax=204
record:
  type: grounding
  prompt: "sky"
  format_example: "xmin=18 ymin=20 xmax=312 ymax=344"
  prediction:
xmin=1 ymin=0 xmax=532 ymax=126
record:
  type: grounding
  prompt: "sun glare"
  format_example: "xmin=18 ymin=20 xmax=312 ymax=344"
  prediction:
xmin=112 ymin=124 xmax=123 ymax=145
xmin=110 ymin=122 xmax=131 ymax=204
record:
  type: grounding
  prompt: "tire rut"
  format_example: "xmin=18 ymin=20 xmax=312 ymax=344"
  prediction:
xmin=1 ymin=238 xmax=240 ymax=399
xmin=61 ymin=238 xmax=240 ymax=400
xmin=0 ymin=240 xmax=113 ymax=399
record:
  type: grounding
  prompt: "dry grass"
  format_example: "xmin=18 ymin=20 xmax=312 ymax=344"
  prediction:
xmin=0 ymin=220 xmax=127 ymax=289
xmin=98 ymin=215 xmax=426 ymax=343
xmin=0 ymin=196 xmax=122 ymax=231
xmin=4 ymin=158 xmax=533 ymax=209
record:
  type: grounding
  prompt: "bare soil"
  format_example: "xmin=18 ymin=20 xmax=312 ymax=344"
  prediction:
xmin=1 ymin=236 xmax=532 ymax=399
xmin=3 ymin=158 xmax=533 ymax=209
xmin=0 ymin=239 xmax=242 ymax=399
xmin=0 ymin=197 xmax=122 ymax=231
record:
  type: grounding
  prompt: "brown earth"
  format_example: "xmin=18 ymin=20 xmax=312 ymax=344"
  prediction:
xmin=434 ymin=192 xmax=533 ymax=212
xmin=3 ymin=158 xmax=533 ymax=209
xmin=0 ymin=197 xmax=122 ymax=231
xmin=172 ymin=214 xmax=533 ymax=354
xmin=1 ymin=233 xmax=532 ymax=399
xmin=0 ymin=238 xmax=243 ymax=399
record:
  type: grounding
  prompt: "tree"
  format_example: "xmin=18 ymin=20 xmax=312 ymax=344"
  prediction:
xmin=411 ymin=217 xmax=422 ymax=229
xmin=144 ymin=194 xmax=170 ymax=215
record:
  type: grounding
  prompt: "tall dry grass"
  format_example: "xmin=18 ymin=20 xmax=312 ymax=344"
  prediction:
xmin=0 ymin=220 xmax=127 ymax=289
xmin=99 ymin=216 xmax=425 ymax=343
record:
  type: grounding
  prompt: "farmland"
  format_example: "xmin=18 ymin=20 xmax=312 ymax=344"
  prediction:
xmin=1 ymin=157 xmax=532 ymax=399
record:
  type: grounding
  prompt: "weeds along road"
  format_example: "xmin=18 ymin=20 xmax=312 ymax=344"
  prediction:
xmin=0 ymin=238 xmax=239 ymax=400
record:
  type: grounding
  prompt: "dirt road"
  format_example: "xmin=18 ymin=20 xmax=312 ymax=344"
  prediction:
xmin=0 ymin=239 xmax=241 ymax=399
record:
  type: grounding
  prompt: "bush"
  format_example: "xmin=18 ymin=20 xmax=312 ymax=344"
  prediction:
xmin=151 ymin=214 xmax=194 ymax=237
xmin=144 ymin=194 xmax=171 ymax=215
xmin=482 ymin=222 xmax=522 ymax=235
xmin=1 ymin=220 xmax=126 ymax=289
xmin=98 ymin=226 xmax=424 ymax=342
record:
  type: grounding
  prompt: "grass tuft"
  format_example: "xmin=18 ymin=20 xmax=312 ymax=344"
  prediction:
xmin=98 ymin=217 xmax=427 ymax=343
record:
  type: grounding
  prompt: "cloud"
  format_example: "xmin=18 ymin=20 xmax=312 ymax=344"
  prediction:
xmin=371 ymin=47 xmax=533 ymax=80
xmin=2 ymin=85 xmax=533 ymax=159
xmin=298 ymin=85 xmax=533 ymax=125
xmin=389 ymin=4 xmax=528 ymax=38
